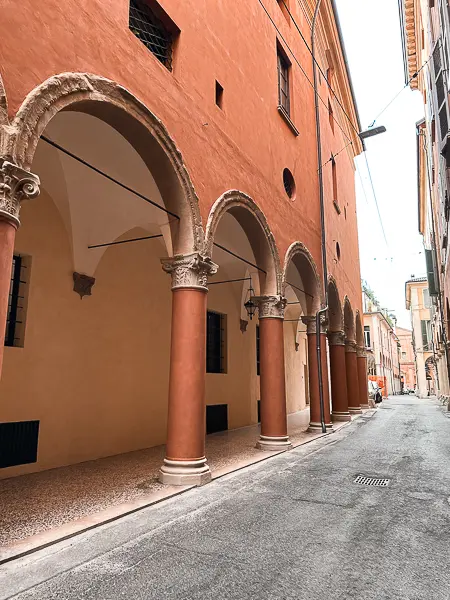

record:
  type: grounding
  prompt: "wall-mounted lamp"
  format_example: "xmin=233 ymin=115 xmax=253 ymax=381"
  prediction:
xmin=244 ymin=282 xmax=257 ymax=320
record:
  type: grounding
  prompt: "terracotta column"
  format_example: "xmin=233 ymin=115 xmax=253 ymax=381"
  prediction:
xmin=357 ymin=346 xmax=369 ymax=408
xmin=328 ymin=330 xmax=351 ymax=421
xmin=254 ymin=296 xmax=292 ymax=451
xmin=345 ymin=339 xmax=362 ymax=414
xmin=159 ymin=253 xmax=218 ymax=486
xmin=0 ymin=160 xmax=40 ymax=374
xmin=303 ymin=316 xmax=332 ymax=431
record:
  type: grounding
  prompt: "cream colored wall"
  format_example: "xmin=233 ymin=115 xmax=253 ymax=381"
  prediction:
xmin=284 ymin=323 xmax=308 ymax=414
xmin=0 ymin=191 xmax=173 ymax=479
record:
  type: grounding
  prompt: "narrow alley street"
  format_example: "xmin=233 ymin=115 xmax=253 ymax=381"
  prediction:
xmin=2 ymin=396 xmax=449 ymax=600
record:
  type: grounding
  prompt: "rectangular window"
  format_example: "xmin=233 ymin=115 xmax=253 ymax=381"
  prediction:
xmin=129 ymin=0 xmax=178 ymax=71
xmin=206 ymin=311 xmax=226 ymax=373
xmin=364 ymin=325 xmax=371 ymax=349
xmin=256 ymin=325 xmax=260 ymax=376
xmin=421 ymin=319 xmax=431 ymax=350
xmin=332 ymin=157 xmax=338 ymax=204
xmin=0 ymin=420 xmax=40 ymax=468
xmin=402 ymin=351 xmax=407 ymax=359
xmin=328 ymin=99 xmax=334 ymax=133
xmin=5 ymin=255 xmax=30 ymax=348
xmin=206 ymin=404 xmax=228 ymax=434
xmin=215 ymin=80 xmax=224 ymax=109
xmin=277 ymin=49 xmax=290 ymax=116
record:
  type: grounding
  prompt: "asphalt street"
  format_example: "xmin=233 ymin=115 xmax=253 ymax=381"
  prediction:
xmin=2 ymin=396 xmax=450 ymax=600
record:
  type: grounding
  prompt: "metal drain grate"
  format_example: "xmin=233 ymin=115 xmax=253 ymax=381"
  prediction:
xmin=354 ymin=475 xmax=390 ymax=487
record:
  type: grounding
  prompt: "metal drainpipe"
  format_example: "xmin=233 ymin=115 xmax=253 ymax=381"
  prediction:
xmin=312 ymin=0 xmax=328 ymax=434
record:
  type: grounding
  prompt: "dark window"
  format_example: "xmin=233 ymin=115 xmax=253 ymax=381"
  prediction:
xmin=215 ymin=80 xmax=224 ymax=109
xmin=5 ymin=255 xmax=26 ymax=347
xmin=206 ymin=404 xmax=228 ymax=434
xmin=256 ymin=325 xmax=260 ymax=376
xmin=257 ymin=400 xmax=261 ymax=423
xmin=277 ymin=50 xmax=290 ymax=115
xmin=283 ymin=168 xmax=295 ymax=199
xmin=336 ymin=241 xmax=341 ymax=260
xmin=206 ymin=311 xmax=226 ymax=373
xmin=328 ymin=99 xmax=334 ymax=132
xmin=129 ymin=0 xmax=175 ymax=71
xmin=364 ymin=326 xmax=371 ymax=349
xmin=0 ymin=420 xmax=39 ymax=468
xmin=332 ymin=156 xmax=338 ymax=204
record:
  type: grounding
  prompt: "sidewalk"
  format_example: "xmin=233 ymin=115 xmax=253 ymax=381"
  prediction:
xmin=0 ymin=408 xmax=356 ymax=562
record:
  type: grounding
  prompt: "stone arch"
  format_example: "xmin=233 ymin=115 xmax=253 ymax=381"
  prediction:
xmin=1 ymin=72 xmax=202 ymax=255
xmin=204 ymin=190 xmax=282 ymax=295
xmin=343 ymin=296 xmax=355 ymax=342
xmin=282 ymin=242 xmax=322 ymax=315
xmin=355 ymin=310 xmax=364 ymax=348
xmin=327 ymin=276 xmax=343 ymax=331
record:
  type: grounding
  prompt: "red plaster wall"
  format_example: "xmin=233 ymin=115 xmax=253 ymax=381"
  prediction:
xmin=0 ymin=0 xmax=362 ymax=309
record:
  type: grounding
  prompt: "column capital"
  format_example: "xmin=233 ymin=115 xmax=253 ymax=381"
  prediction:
xmin=254 ymin=295 xmax=286 ymax=319
xmin=328 ymin=329 xmax=346 ymax=346
xmin=356 ymin=346 xmax=366 ymax=358
xmin=0 ymin=159 xmax=40 ymax=227
xmin=345 ymin=339 xmax=357 ymax=353
xmin=161 ymin=252 xmax=218 ymax=292
xmin=301 ymin=314 xmax=327 ymax=335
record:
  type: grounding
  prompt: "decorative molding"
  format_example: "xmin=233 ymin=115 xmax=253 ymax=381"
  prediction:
xmin=240 ymin=319 xmax=248 ymax=333
xmin=1 ymin=72 xmax=203 ymax=253
xmin=0 ymin=159 xmax=40 ymax=226
xmin=73 ymin=272 xmax=95 ymax=299
xmin=161 ymin=253 xmax=218 ymax=291
xmin=204 ymin=190 xmax=282 ymax=295
xmin=254 ymin=295 xmax=286 ymax=319
xmin=356 ymin=346 xmax=366 ymax=358
xmin=302 ymin=314 xmax=327 ymax=335
xmin=328 ymin=329 xmax=345 ymax=346
xmin=282 ymin=242 xmax=322 ymax=312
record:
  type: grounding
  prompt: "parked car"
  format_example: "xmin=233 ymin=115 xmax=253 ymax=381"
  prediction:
xmin=368 ymin=380 xmax=382 ymax=405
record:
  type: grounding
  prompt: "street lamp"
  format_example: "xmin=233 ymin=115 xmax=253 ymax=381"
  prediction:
xmin=359 ymin=126 xmax=387 ymax=140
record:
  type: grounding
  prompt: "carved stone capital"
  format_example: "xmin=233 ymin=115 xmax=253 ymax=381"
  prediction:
xmin=302 ymin=314 xmax=327 ymax=335
xmin=254 ymin=295 xmax=286 ymax=319
xmin=328 ymin=330 xmax=346 ymax=346
xmin=345 ymin=339 xmax=357 ymax=353
xmin=0 ymin=159 xmax=40 ymax=226
xmin=161 ymin=253 xmax=218 ymax=291
xmin=356 ymin=346 xmax=366 ymax=358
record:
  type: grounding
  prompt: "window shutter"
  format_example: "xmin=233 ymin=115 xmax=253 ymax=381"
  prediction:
xmin=425 ymin=248 xmax=440 ymax=295
xmin=421 ymin=320 xmax=429 ymax=350
xmin=432 ymin=38 xmax=450 ymax=153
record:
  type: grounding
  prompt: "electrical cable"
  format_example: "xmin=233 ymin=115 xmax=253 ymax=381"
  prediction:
xmin=320 ymin=141 xmax=353 ymax=170
xmin=363 ymin=151 xmax=389 ymax=248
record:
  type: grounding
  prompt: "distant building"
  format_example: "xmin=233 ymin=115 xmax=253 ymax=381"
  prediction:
xmin=396 ymin=326 xmax=416 ymax=392
xmin=362 ymin=285 xmax=401 ymax=396
xmin=405 ymin=277 xmax=437 ymax=397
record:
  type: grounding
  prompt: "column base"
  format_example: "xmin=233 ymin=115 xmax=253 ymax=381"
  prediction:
xmin=159 ymin=457 xmax=211 ymax=486
xmin=331 ymin=412 xmax=352 ymax=422
xmin=256 ymin=435 xmax=293 ymax=452
xmin=360 ymin=404 xmax=370 ymax=409
xmin=348 ymin=407 xmax=363 ymax=415
xmin=307 ymin=422 xmax=333 ymax=432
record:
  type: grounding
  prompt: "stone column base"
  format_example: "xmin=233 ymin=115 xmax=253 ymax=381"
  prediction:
xmin=256 ymin=435 xmax=292 ymax=451
xmin=159 ymin=457 xmax=211 ymax=486
xmin=332 ymin=412 xmax=352 ymax=422
xmin=360 ymin=404 xmax=370 ymax=409
xmin=308 ymin=422 xmax=333 ymax=432
xmin=348 ymin=407 xmax=362 ymax=415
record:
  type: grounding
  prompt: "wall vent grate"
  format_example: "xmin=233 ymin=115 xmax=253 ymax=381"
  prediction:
xmin=354 ymin=475 xmax=390 ymax=487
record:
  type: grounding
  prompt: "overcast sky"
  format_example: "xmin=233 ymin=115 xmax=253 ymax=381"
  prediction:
xmin=336 ymin=0 xmax=425 ymax=328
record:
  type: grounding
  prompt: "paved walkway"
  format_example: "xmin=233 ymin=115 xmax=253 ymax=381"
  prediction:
xmin=0 ymin=408 xmax=340 ymax=553
xmin=2 ymin=396 xmax=449 ymax=599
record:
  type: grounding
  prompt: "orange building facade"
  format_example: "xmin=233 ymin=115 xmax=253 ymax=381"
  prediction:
xmin=0 ymin=0 xmax=366 ymax=484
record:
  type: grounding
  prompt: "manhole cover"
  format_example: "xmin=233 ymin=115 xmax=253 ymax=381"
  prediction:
xmin=354 ymin=475 xmax=390 ymax=487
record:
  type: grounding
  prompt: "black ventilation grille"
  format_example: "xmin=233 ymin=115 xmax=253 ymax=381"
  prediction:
xmin=206 ymin=405 xmax=228 ymax=435
xmin=0 ymin=420 xmax=40 ymax=468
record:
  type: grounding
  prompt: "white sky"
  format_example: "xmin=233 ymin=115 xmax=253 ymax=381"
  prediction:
xmin=336 ymin=0 xmax=425 ymax=328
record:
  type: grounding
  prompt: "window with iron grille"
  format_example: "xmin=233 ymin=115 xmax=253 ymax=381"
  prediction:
xmin=206 ymin=311 xmax=226 ymax=373
xmin=129 ymin=0 xmax=175 ymax=71
xmin=277 ymin=50 xmax=290 ymax=116
xmin=5 ymin=255 xmax=30 ymax=348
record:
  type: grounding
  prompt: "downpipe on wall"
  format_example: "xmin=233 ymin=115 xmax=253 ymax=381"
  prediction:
xmin=312 ymin=0 xmax=328 ymax=434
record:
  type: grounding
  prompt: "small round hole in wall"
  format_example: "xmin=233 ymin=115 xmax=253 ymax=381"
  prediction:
xmin=283 ymin=168 xmax=296 ymax=200
xmin=336 ymin=242 xmax=341 ymax=260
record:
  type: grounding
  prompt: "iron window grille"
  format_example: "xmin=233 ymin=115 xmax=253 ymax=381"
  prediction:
xmin=5 ymin=255 xmax=25 ymax=347
xmin=129 ymin=0 xmax=173 ymax=71
xmin=277 ymin=51 xmax=290 ymax=116
xmin=206 ymin=311 xmax=226 ymax=374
